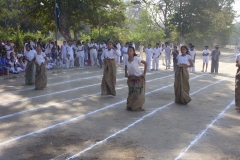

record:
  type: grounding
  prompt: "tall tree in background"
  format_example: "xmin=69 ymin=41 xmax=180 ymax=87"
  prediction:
xmin=139 ymin=0 xmax=178 ymax=39
xmin=171 ymin=0 xmax=235 ymax=45
xmin=20 ymin=0 xmax=126 ymax=40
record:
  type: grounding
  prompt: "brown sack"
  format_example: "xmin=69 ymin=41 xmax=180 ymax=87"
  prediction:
xmin=35 ymin=63 xmax=47 ymax=90
xmin=126 ymin=76 xmax=145 ymax=110
xmin=174 ymin=66 xmax=191 ymax=104
xmin=101 ymin=59 xmax=117 ymax=96
xmin=235 ymin=68 xmax=240 ymax=109
xmin=25 ymin=60 xmax=36 ymax=85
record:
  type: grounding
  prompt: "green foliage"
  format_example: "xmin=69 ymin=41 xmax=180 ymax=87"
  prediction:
xmin=19 ymin=0 xmax=126 ymax=40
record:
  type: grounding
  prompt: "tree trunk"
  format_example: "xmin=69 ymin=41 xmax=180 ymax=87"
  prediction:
xmin=59 ymin=26 xmax=71 ymax=41
xmin=73 ymin=30 xmax=78 ymax=40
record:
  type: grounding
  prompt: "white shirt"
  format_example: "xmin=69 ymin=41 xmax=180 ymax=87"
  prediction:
xmin=117 ymin=43 xmax=121 ymax=51
xmin=8 ymin=61 xmax=15 ymax=69
xmin=88 ymin=43 xmax=97 ymax=50
xmin=72 ymin=44 xmax=77 ymax=50
xmin=177 ymin=55 xmax=191 ymax=65
xmin=17 ymin=53 xmax=23 ymax=59
xmin=153 ymin=47 xmax=161 ymax=58
xmin=139 ymin=45 xmax=144 ymax=52
xmin=61 ymin=44 xmax=67 ymax=53
xmin=102 ymin=44 xmax=107 ymax=50
xmin=77 ymin=45 xmax=85 ymax=57
xmin=145 ymin=48 xmax=154 ymax=57
xmin=189 ymin=49 xmax=196 ymax=60
xmin=203 ymin=49 xmax=210 ymax=56
xmin=35 ymin=52 xmax=46 ymax=65
xmin=66 ymin=45 xmax=74 ymax=60
xmin=5 ymin=45 xmax=12 ymax=58
xmin=101 ymin=49 xmax=121 ymax=61
xmin=25 ymin=50 xmax=36 ymax=61
xmin=132 ymin=43 xmax=135 ymax=49
xmin=127 ymin=56 xmax=142 ymax=76
xmin=22 ymin=61 xmax=27 ymax=69
xmin=165 ymin=46 xmax=171 ymax=57
xmin=236 ymin=53 xmax=240 ymax=62
xmin=122 ymin=46 xmax=128 ymax=54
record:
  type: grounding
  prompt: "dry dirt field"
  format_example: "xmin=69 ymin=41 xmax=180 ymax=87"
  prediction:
xmin=0 ymin=50 xmax=239 ymax=160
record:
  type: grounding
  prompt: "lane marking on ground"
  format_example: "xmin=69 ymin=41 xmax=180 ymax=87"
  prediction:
xmin=1 ymin=71 xmax=165 ymax=106
xmin=65 ymin=76 xmax=231 ymax=160
xmin=0 ymin=74 xmax=174 ymax=120
xmin=0 ymin=69 xmax=102 ymax=87
xmin=1 ymin=60 xmax=233 ymax=106
xmin=174 ymin=100 xmax=235 ymax=160
xmin=3 ymin=71 xmax=124 ymax=93
xmin=0 ymin=74 xmax=203 ymax=147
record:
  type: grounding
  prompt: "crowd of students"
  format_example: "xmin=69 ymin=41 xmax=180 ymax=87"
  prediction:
xmin=0 ymin=38 xmax=223 ymax=76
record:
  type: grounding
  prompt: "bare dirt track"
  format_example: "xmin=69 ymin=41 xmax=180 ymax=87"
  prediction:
xmin=0 ymin=50 xmax=239 ymax=160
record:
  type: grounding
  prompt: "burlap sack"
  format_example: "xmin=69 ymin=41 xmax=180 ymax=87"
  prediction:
xmin=25 ymin=60 xmax=35 ymax=85
xmin=235 ymin=68 xmax=240 ymax=109
xmin=35 ymin=63 xmax=47 ymax=90
xmin=174 ymin=66 xmax=191 ymax=104
xmin=101 ymin=59 xmax=117 ymax=96
xmin=126 ymin=76 xmax=145 ymax=110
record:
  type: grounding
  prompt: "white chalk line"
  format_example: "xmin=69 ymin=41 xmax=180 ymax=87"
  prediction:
xmin=65 ymin=74 xmax=231 ymax=160
xmin=1 ymin=71 xmax=163 ymax=106
xmin=174 ymin=100 xmax=235 ymax=160
xmin=0 ymin=74 xmax=174 ymax=121
xmin=1 ymin=71 xmax=125 ymax=93
xmin=0 ymin=74 xmax=203 ymax=147
xmin=0 ymin=63 xmax=232 ymax=146
xmin=0 ymin=69 xmax=102 ymax=89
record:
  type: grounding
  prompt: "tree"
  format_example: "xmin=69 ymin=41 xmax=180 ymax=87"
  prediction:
xmin=20 ymin=0 xmax=126 ymax=40
xmin=170 ymin=0 xmax=235 ymax=45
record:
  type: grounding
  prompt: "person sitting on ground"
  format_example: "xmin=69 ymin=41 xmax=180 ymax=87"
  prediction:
xmin=0 ymin=55 xmax=4 ymax=75
xmin=15 ymin=57 xmax=25 ymax=72
xmin=65 ymin=54 xmax=74 ymax=69
xmin=1 ymin=53 xmax=13 ymax=74
xmin=8 ymin=56 xmax=19 ymax=74
xmin=46 ymin=53 xmax=56 ymax=70
xmin=17 ymin=49 xmax=23 ymax=59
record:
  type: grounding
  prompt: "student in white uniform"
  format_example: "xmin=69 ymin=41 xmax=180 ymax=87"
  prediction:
xmin=235 ymin=44 xmax=239 ymax=56
xmin=152 ymin=43 xmax=161 ymax=71
xmin=25 ymin=44 xmax=36 ymax=85
xmin=145 ymin=44 xmax=154 ymax=72
xmin=45 ymin=40 xmax=52 ymax=55
xmin=61 ymin=41 xmax=67 ymax=62
xmin=116 ymin=41 xmax=121 ymax=65
xmin=66 ymin=40 xmax=74 ymax=66
xmin=46 ymin=54 xmax=56 ymax=69
xmin=125 ymin=46 xmax=147 ymax=111
xmin=65 ymin=54 xmax=74 ymax=68
xmin=122 ymin=42 xmax=129 ymax=69
xmin=88 ymin=39 xmax=98 ymax=66
xmin=160 ymin=44 xmax=166 ymax=66
xmin=8 ymin=57 xmax=19 ymax=73
xmin=5 ymin=41 xmax=13 ymax=59
xmin=34 ymin=44 xmax=47 ymax=90
xmin=132 ymin=41 xmax=136 ymax=49
xmin=139 ymin=43 xmax=144 ymax=59
xmin=101 ymin=40 xmax=121 ymax=96
xmin=164 ymin=42 xmax=171 ymax=70
xmin=202 ymin=45 xmax=211 ymax=72
xmin=175 ymin=45 xmax=193 ymax=104
xmin=188 ymin=45 xmax=196 ymax=73
xmin=77 ymin=41 xmax=85 ymax=67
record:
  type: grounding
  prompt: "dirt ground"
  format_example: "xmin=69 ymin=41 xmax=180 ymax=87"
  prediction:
xmin=0 ymin=50 xmax=239 ymax=160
